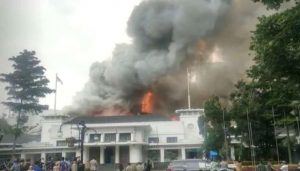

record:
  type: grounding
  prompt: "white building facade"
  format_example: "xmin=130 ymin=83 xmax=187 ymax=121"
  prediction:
xmin=0 ymin=109 xmax=205 ymax=164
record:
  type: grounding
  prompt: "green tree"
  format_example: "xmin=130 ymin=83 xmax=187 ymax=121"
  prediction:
xmin=248 ymin=3 xmax=300 ymax=162
xmin=230 ymin=81 xmax=277 ymax=161
xmin=226 ymin=2 xmax=300 ymax=162
xmin=0 ymin=118 xmax=12 ymax=142
xmin=203 ymin=96 xmax=230 ymax=159
xmin=252 ymin=0 xmax=299 ymax=9
xmin=0 ymin=50 xmax=53 ymax=150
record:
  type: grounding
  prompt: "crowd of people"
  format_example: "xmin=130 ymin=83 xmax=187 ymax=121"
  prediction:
xmin=0 ymin=157 xmax=153 ymax=171
xmin=116 ymin=160 xmax=153 ymax=171
xmin=210 ymin=159 xmax=300 ymax=171
xmin=0 ymin=157 xmax=85 ymax=171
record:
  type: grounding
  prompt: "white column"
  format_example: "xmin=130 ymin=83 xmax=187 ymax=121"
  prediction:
xmin=129 ymin=145 xmax=142 ymax=163
xmin=181 ymin=147 xmax=186 ymax=160
xmin=160 ymin=148 xmax=165 ymax=162
xmin=76 ymin=150 xmax=81 ymax=159
xmin=41 ymin=152 xmax=46 ymax=160
xmin=131 ymin=132 xmax=135 ymax=142
xmin=21 ymin=153 xmax=26 ymax=159
xmin=101 ymin=134 xmax=105 ymax=143
xmin=115 ymin=146 xmax=120 ymax=163
xmin=116 ymin=133 xmax=120 ymax=142
xmin=100 ymin=147 xmax=104 ymax=164
xmin=230 ymin=146 xmax=235 ymax=160
xmin=83 ymin=147 xmax=89 ymax=162
xmin=62 ymin=151 xmax=67 ymax=158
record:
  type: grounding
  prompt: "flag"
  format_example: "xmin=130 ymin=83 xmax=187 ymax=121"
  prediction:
xmin=56 ymin=74 xmax=63 ymax=85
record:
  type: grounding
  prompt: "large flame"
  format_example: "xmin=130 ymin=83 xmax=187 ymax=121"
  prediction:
xmin=141 ymin=90 xmax=154 ymax=114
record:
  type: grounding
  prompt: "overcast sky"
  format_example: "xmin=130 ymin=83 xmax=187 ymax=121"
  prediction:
xmin=0 ymin=0 xmax=141 ymax=114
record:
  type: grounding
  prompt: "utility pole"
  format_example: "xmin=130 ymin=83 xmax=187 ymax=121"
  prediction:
xmin=246 ymin=108 xmax=255 ymax=168
xmin=222 ymin=109 xmax=229 ymax=161
xmin=187 ymin=68 xmax=191 ymax=109
xmin=272 ymin=107 xmax=280 ymax=164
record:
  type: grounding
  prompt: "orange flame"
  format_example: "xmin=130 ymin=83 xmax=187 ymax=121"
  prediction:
xmin=141 ymin=91 xmax=154 ymax=114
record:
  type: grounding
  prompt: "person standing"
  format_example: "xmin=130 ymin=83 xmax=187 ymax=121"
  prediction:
xmin=136 ymin=163 xmax=144 ymax=171
xmin=266 ymin=161 xmax=274 ymax=171
xmin=145 ymin=160 xmax=152 ymax=171
xmin=33 ymin=161 xmax=42 ymax=171
xmin=71 ymin=161 xmax=78 ymax=171
xmin=53 ymin=162 xmax=60 ymax=171
xmin=60 ymin=157 xmax=70 ymax=171
xmin=235 ymin=160 xmax=242 ymax=171
xmin=89 ymin=158 xmax=97 ymax=171
xmin=125 ymin=163 xmax=133 ymax=171
xmin=117 ymin=163 xmax=124 ymax=171
xmin=11 ymin=159 xmax=21 ymax=171
xmin=84 ymin=160 xmax=90 ymax=171
xmin=257 ymin=161 xmax=267 ymax=171
xmin=280 ymin=161 xmax=288 ymax=171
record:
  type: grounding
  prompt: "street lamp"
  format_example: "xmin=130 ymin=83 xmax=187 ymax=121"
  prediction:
xmin=58 ymin=120 xmax=86 ymax=162
xmin=78 ymin=121 xmax=86 ymax=163
xmin=0 ymin=130 xmax=4 ymax=142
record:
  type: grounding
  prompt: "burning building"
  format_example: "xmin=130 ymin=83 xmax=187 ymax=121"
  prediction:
xmin=0 ymin=0 xmax=269 ymax=166
xmin=68 ymin=0 xmax=244 ymax=116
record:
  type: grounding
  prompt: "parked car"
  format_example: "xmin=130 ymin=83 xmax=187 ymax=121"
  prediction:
xmin=166 ymin=159 xmax=211 ymax=171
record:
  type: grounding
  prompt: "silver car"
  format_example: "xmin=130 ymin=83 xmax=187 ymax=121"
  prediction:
xmin=166 ymin=159 xmax=211 ymax=171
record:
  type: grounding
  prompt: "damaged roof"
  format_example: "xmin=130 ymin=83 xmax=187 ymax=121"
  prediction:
xmin=67 ymin=114 xmax=178 ymax=124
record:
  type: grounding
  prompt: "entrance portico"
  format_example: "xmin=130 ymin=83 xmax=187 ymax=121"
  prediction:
xmin=86 ymin=145 xmax=136 ymax=164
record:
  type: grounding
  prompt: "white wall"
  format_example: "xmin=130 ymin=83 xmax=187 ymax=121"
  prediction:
xmin=129 ymin=145 xmax=143 ymax=163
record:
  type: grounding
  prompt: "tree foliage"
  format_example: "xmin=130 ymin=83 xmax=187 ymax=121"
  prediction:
xmin=203 ymin=2 xmax=300 ymax=161
xmin=0 ymin=50 xmax=53 ymax=148
xmin=0 ymin=50 xmax=53 ymax=118
xmin=228 ymin=3 xmax=300 ymax=162
xmin=203 ymin=96 xmax=230 ymax=157
xmin=252 ymin=0 xmax=299 ymax=9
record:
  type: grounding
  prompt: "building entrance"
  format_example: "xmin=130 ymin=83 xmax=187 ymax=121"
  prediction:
xmin=89 ymin=147 xmax=100 ymax=162
xmin=120 ymin=146 xmax=129 ymax=164
xmin=104 ymin=147 xmax=115 ymax=164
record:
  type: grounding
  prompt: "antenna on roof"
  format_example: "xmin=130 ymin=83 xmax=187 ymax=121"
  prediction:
xmin=187 ymin=67 xmax=191 ymax=109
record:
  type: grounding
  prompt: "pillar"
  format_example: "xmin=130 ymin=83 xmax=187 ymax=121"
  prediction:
xmin=21 ymin=153 xmax=26 ymax=159
xmin=129 ymin=145 xmax=142 ymax=163
xmin=62 ymin=151 xmax=66 ymax=158
xmin=116 ymin=133 xmax=120 ymax=142
xmin=181 ymin=147 xmax=186 ymax=160
xmin=115 ymin=146 xmax=120 ymax=163
xmin=230 ymin=146 xmax=235 ymax=160
xmin=76 ymin=150 xmax=81 ymax=160
xmin=83 ymin=147 xmax=89 ymax=162
xmin=160 ymin=148 xmax=165 ymax=162
xmin=100 ymin=147 xmax=104 ymax=164
xmin=41 ymin=152 xmax=46 ymax=160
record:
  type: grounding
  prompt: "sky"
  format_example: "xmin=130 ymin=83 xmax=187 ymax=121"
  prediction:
xmin=0 ymin=0 xmax=141 ymax=114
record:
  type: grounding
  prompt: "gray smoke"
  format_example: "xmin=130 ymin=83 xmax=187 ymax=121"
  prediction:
xmin=69 ymin=0 xmax=272 ymax=115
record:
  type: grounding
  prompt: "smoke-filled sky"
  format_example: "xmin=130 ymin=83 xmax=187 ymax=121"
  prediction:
xmin=0 ymin=0 xmax=141 ymax=115
xmin=0 ymin=0 xmax=281 ymax=115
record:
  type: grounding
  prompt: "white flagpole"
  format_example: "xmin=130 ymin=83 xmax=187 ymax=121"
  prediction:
xmin=187 ymin=68 xmax=191 ymax=109
xmin=54 ymin=73 xmax=58 ymax=115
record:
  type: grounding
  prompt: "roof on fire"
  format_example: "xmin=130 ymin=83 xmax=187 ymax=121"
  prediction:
xmin=67 ymin=114 xmax=179 ymax=124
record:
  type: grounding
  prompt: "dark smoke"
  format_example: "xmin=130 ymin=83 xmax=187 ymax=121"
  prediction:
xmin=68 ymin=0 xmax=271 ymax=115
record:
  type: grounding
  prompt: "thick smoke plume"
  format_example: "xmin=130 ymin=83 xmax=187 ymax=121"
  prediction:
xmin=69 ymin=0 xmax=269 ymax=115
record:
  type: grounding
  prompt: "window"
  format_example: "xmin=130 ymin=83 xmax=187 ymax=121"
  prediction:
xmin=104 ymin=133 xmax=116 ymax=142
xmin=56 ymin=140 xmax=67 ymax=146
xmin=119 ymin=133 xmax=131 ymax=142
xmin=148 ymin=137 xmax=159 ymax=143
xmin=167 ymin=137 xmax=178 ymax=143
xmin=89 ymin=134 xmax=101 ymax=142
xmin=147 ymin=150 xmax=160 ymax=162
xmin=165 ymin=149 xmax=179 ymax=161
